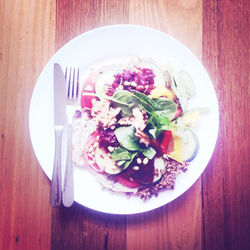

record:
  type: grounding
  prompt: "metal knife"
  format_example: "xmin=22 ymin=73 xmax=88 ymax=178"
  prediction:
xmin=50 ymin=63 xmax=67 ymax=207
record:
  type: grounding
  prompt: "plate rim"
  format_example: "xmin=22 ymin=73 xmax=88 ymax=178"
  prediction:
xmin=29 ymin=24 xmax=219 ymax=214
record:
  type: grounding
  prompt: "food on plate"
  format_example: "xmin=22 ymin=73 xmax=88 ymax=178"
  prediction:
xmin=72 ymin=57 xmax=203 ymax=199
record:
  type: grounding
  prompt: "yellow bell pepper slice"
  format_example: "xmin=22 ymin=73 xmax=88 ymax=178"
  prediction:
xmin=167 ymin=134 xmax=183 ymax=163
xmin=182 ymin=111 xmax=200 ymax=127
xmin=150 ymin=86 xmax=174 ymax=100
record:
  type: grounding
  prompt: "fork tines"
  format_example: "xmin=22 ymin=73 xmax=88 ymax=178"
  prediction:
xmin=65 ymin=67 xmax=79 ymax=99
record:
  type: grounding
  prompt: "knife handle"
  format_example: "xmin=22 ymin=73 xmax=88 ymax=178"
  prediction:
xmin=50 ymin=128 xmax=63 ymax=207
xmin=62 ymin=123 xmax=74 ymax=207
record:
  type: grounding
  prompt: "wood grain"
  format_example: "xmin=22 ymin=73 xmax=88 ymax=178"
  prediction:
xmin=129 ymin=0 xmax=202 ymax=57
xmin=51 ymin=204 xmax=126 ymax=250
xmin=51 ymin=1 xmax=130 ymax=250
xmin=55 ymin=0 xmax=129 ymax=49
xmin=127 ymin=1 xmax=202 ymax=249
xmin=127 ymin=182 xmax=202 ymax=250
xmin=0 ymin=0 xmax=55 ymax=249
xmin=202 ymin=0 xmax=250 ymax=250
xmin=1 ymin=0 xmax=249 ymax=249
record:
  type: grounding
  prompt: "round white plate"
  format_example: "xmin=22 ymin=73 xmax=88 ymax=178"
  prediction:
xmin=29 ymin=24 xmax=219 ymax=214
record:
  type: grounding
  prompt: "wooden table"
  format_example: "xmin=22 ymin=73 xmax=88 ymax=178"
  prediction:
xmin=0 ymin=1 xmax=249 ymax=249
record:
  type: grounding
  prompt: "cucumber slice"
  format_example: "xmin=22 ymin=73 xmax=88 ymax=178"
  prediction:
xmin=95 ymin=70 xmax=118 ymax=99
xmin=135 ymin=157 xmax=166 ymax=185
xmin=176 ymin=70 xmax=195 ymax=97
xmin=177 ymin=129 xmax=199 ymax=162
xmin=170 ymin=70 xmax=195 ymax=110
xmin=114 ymin=126 xmax=140 ymax=151
xmin=152 ymin=157 xmax=166 ymax=183
xmin=95 ymin=147 xmax=122 ymax=175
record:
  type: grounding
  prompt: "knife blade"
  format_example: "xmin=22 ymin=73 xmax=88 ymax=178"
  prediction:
xmin=50 ymin=63 xmax=67 ymax=207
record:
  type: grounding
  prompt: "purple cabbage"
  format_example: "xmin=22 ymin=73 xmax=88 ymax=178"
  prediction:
xmin=98 ymin=127 xmax=119 ymax=149
xmin=106 ymin=67 xmax=156 ymax=96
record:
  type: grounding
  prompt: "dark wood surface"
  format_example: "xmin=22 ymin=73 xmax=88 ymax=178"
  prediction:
xmin=0 ymin=0 xmax=249 ymax=249
xmin=202 ymin=1 xmax=250 ymax=250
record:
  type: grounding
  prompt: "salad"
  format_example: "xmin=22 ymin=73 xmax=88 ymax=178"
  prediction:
xmin=72 ymin=57 xmax=203 ymax=199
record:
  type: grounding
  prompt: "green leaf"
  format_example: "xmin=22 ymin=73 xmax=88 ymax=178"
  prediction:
xmin=111 ymin=90 xmax=138 ymax=107
xmin=133 ymin=92 xmax=155 ymax=113
xmin=116 ymin=152 xmax=137 ymax=170
xmin=123 ymin=152 xmax=137 ymax=169
xmin=110 ymin=146 xmax=138 ymax=170
xmin=153 ymin=97 xmax=175 ymax=110
xmin=153 ymin=97 xmax=177 ymax=120
xmin=154 ymin=111 xmax=171 ymax=126
xmin=147 ymin=111 xmax=172 ymax=139
xmin=110 ymin=147 xmax=131 ymax=161
xmin=114 ymin=126 xmax=140 ymax=151
xmin=117 ymin=160 xmax=126 ymax=167
xmin=140 ymin=147 xmax=156 ymax=159
xmin=110 ymin=90 xmax=141 ymax=116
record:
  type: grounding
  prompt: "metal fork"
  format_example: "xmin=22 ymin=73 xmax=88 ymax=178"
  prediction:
xmin=62 ymin=67 xmax=79 ymax=207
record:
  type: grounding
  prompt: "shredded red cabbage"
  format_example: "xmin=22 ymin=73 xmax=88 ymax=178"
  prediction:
xmin=98 ymin=127 xmax=119 ymax=149
xmin=106 ymin=68 xmax=155 ymax=96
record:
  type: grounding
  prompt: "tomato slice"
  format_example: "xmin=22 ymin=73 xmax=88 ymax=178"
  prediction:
xmin=80 ymin=73 xmax=98 ymax=109
xmin=160 ymin=130 xmax=172 ymax=154
xmin=115 ymin=172 xmax=140 ymax=188
xmin=81 ymin=131 xmax=104 ymax=173
xmin=81 ymin=90 xmax=97 ymax=109
xmin=115 ymin=152 xmax=155 ymax=187
xmin=172 ymin=107 xmax=182 ymax=120
xmin=150 ymin=139 xmax=163 ymax=156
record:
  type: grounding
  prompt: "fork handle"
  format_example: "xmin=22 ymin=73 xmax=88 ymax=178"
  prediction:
xmin=62 ymin=123 xmax=74 ymax=207
xmin=50 ymin=129 xmax=63 ymax=207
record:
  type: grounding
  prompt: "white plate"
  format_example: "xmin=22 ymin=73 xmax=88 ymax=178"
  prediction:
xmin=29 ymin=24 xmax=219 ymax=214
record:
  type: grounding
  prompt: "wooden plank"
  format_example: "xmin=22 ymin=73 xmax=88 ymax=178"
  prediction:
xmin=202 ymin=0 xmax=250 ymax=249
xmin=51 ymin=1 xmax=130 ymax=249
xmin=55 ymin=0 xmax=129 ymax=49
xmin=127 ymin=0 xmax=203 ymax=249
xmin=128 ymin=0 xmax=202 ymax=57
xmin=127 ymin=181 xmax=202 ymax=250
xmin=51 ymin=204 xmax=126 ymax=250
xmin=0 ymin=0 xmax=55 ymax=249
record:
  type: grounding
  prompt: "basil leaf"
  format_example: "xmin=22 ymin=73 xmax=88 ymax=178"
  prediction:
xmin=114 ymin=126 xmax=140 ymax=151
xmin=133 ymin=92 xmax=155 ymax=113
xmin=154 ymin=111 xmax=171 ymax=126
xmin=123 ymin=152 xmax=137 ymax=169
xmin=153 ymin=97 xmax=177 ymax=120
xmin=140 ymin=147 xmax=156 ymax=159
xmin=111 ymin=147 xmax=131 ymax=161
xmin=153 ymin=97 xmax=175 ymax=110
xmin=110 ymin=90 xmax=135 ymax=105
xmin=110 ymin=90 xmax=141 ymax=116
xmin=148 ymin=111 xmax=170 ymax=128
xmin=117 ymin=160 xmax=126 ymax=167
xmin=116 ymin=152 xmax=137 ymax=170
xmin=147 ymin=111 xmax=172 ymax=139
